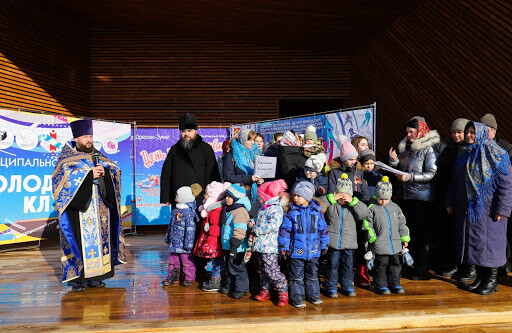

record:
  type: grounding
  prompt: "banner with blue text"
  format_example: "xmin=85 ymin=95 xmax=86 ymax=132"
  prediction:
xmin=135 ymin=127 xmax=229 ymax=225
xmin=0 ymin=109 xmax=133 ymax=245
xmin=231 ymin=106 xmax=375 ymax=164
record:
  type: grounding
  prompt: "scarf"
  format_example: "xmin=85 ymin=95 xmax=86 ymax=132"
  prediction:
xmin=231 ymin=136 xmax=262 ymax=204
xmin=416 ymin=119 xmax=430 ymax=139
xmin=457 ymin=122 xmax=509 ymax=223
xmin=280 ymin=131 xmax=300 ymax=147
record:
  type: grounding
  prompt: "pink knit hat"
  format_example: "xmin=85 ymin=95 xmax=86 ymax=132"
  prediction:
xmin=337 ymin=135 xmax=358 ymax=162
xmin=257 ymin=179 xmax=288 ymax=203
xmin=200 ymin=181 xmax=231 ymax=217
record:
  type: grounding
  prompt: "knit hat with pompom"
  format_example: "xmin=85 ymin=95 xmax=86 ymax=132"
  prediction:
xmin=257 ymin=179 xmax=288 ymax=203
xmin=375 ymin=176 xmax=393 ymax=200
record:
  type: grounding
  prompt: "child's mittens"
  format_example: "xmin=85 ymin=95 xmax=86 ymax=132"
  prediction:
xmin=364 ymin=250 xmax=375 ymax=270
xmin=402 ymin=247 xmax=414 ymax=266
xmin=229 ymin=238 xmax=242 ymax=257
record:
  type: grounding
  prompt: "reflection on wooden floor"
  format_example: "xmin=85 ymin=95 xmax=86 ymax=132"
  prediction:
xmin=2 ymin=230 xmax=512 ymax=332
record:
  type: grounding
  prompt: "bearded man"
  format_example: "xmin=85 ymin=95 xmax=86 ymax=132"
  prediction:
xmin=160 ymin=113 xmax=221 ymax=208
xmin=52 ymin=119 xmax=126 ymax=292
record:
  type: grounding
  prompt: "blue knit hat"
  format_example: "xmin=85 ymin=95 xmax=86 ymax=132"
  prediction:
xmin=293 ymin=181 xmax=316 ymax=202
xmin=225 ymin=184 xmax=247 ymax=201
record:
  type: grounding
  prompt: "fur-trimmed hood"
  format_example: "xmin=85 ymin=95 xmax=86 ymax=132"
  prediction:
xmin=398 ymin=130 xmax=440 ymax=153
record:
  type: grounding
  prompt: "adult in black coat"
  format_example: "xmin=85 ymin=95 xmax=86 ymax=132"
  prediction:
xmin=433 ymin=118 xmax=471 ymax=279
xmin=160 ymin=113 xmax=221 ymax=209
xmin=277 ymin=131 xmax=307 ymax=190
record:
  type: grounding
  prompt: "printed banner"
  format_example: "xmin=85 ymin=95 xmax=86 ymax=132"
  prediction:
xmin=0 ymin=109 xmax=133 ymax=245
xmin=135 ymin=127 xmax=230 ymax=225
xmin=231 ymin=106 xmax=375 ymax=164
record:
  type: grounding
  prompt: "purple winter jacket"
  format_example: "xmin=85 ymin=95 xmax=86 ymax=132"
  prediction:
xmin=446 ymin=163 xmax=512 ymax=268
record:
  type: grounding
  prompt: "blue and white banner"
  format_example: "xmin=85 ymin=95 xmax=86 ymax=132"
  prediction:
xmin=0 ymin=109 xmax=133 ymax=245
xmin=135 ymin=127 xmax=230 ymax=225
xmin=231 ymin=106 xmax=375 ymax=163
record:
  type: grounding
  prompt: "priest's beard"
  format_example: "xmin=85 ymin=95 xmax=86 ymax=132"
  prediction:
xmin=76 ymin=141 xmax=94 ymax=153
xmin=180 ymin=137 xmax=196 ymax=151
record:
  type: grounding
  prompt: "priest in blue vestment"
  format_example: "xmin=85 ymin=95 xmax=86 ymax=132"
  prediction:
xmin=52 ymin=119 xmax=126 ymax=292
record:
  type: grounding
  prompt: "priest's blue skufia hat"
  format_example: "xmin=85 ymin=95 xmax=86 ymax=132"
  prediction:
xmin=70 ymin=119 xmax=93 ymax=138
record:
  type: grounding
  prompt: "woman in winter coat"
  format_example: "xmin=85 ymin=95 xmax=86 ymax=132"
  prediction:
xmin=223 ymin=129 xmax=263 ymax=218
xmin=446 ymin=121 xmax=512 ymax=295
xmin=194 ymin=181 xmax=231 ymax=292
xmin=388 ymin=116 xmax=439 ymax=280
xmin=277 ymin=131 xmax=308 ymax=190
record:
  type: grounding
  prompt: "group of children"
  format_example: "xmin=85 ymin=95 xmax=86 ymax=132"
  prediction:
xmin=163 ymin=133 xmax=411 ymax=308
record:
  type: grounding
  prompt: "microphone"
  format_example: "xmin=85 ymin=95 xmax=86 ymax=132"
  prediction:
xmin=93 ymin=152 xmax=100 ymax=166
xmin=92 ymin=153 xmax=100 ymax=185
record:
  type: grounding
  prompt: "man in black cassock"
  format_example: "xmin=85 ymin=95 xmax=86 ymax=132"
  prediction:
xmin=160 ymin=113 xmax=221 ymax=208
xmin=52 ymin=119 xmax=126 ymax=292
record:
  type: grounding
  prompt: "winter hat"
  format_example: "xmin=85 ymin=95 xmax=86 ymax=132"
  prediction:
xmin=375 ymin=176 xmax=393 ymax=200
xmin=179 ymin=113 xmax=198 ymax=131
xmin=304 ymin=154 xmax=326 ymax=173
xmin=450 ymin=118 xmax=470 ymax=133
xmin=336 ymin=173 xmax=353 ymax=196
xmin=479 ymin=113 xmax=497 ymax=130
xmin=257 ymin=179 xmax=288 ymax=203
xmin=190 ymin=183 xmax=202 ymax=197
xmin=70 ymin=119 xmax=93 ymax=138
xmin=205 ymin=181 xmax=228 ymax=202
xmin=176 ymin=186 xmax=196 ymax=204
xmin=337 ymin=135 xmax=358 ymax=162
xmin=304 ymin=125 xmax=318 ymax=143
xmin=292 ymin=181 xmax=316 ymax=202
xmin=225 ymin=184 xmax=247 ymax=201
xmin=359 ymin=149 xmax=376 ymax=164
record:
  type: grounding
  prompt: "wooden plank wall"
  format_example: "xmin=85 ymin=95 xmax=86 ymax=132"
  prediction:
xmin=89 ymin=30 xmax=351 ymax=126
xmin=0 ymin=0 xmax=89 ymax=115
xmin=347 ymin=0 xmax=511 ymax=158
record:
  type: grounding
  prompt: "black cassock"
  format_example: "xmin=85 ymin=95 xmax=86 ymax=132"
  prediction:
xmin=65 ymin=171 xmax=116 ymax=285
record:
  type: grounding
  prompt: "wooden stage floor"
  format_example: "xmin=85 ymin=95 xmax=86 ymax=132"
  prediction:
xmin=2 ymin=230 xmax=512 ymax=332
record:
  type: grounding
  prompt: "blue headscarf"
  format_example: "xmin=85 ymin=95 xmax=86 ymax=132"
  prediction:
xmin=457 ymin=121 xmax=510 ymax=223
xmin=231 ymin=129 xmax=262 ymax=203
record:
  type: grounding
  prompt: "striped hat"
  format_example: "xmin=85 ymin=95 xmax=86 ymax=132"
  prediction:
xmin=225 ymin=184 xmax=247 ymax=201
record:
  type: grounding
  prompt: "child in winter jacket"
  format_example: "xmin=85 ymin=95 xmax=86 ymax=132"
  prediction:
xmin=251 ymin=179 xmax=289 ymax=307
xmin=296 ymin=153 xmax=328 ymax=202
xmin=363 ymin=176 xmax=410 ymax=295
xmin=325 ymin=174 xmax=370 ymax=298
xmin=163 ymin=185 xmax=200 ymax=286
xmin=279 ymin=181 xmax=329 ymax=308
xmin=194 ymin=181 xmax=231 ymax=292
xmin=327 ymin=135 xmax=371 ymax=287
xmin=220 ymin=184 xmax=252 ymax=299
xmin=359 ymin=149 xmax=382 ymax=198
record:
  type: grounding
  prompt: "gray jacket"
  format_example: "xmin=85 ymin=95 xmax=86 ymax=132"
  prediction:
xmin=325 ymin=197 xmax=370 ymax=250
xmin=363 ymin=199 xmax=410 ymax=255
xmin=389 ymin=130 xmax=439 ymax=202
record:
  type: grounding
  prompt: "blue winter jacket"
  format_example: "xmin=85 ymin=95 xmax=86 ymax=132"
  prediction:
xmin=279 ymin=199 xmax=329 ymax=260
xmin=165 ymin=202 xmax=199 ymax=253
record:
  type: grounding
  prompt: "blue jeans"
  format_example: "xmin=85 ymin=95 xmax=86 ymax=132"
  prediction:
xmin=325 ymin=248 xmax=355 ymax=291
xmin=289 ymin=257 xmax=320 ymax=300
xmin=210 ymin=257 xmax=225 ymax=279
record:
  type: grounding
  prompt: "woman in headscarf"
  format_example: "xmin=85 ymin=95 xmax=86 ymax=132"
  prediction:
xmin=223 ymin=128 xmax=263 ymax=218
xmin=446 ymin=121 xmax=512 ymax=295
xmin=388 ymin=116 xmax=440 ymax=280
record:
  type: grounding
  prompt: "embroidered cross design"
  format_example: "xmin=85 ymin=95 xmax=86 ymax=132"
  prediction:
xmin=88 ymin=249 xmax=97 ymax=258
